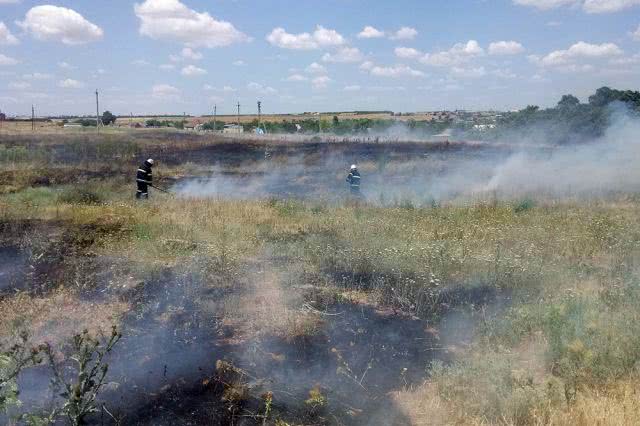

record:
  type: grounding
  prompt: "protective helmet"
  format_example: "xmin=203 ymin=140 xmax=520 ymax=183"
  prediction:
xmin=147 ymin=159 xmax=154 ymax=165
xmin=350 ymin=164 xmax=357 ymax=170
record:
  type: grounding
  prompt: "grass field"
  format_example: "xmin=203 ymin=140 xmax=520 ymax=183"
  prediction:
xmin=0 ymin=129 xmax=638 ymax=425
xmin=0 ymin=110 xmax=446 ymax=134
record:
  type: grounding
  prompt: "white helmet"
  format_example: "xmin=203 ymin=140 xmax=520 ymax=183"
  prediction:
xmin=350 ymin=164 xmax=357 ymax=170
xmin=147 ymin=159 xmax=154 ymax=165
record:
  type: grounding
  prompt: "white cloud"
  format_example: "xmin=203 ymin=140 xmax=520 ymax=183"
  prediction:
xmin=8 ymin=81 xmax=30 ymax=90
xmin=181 ymin=64 xmax=207 ymax=76
xmin=583 ymin=0 xmax=640 ymax=13
xmin=359 ymin=61 xmax=374 ymax=71
xmin=247 ymin=82 xmax=277 ymax=95
xmin=159 ymin=64 xmax=175 ymax=70
xmin=0 ymin=0 xmax=20 ymax=4
xmin=58 ymin=78 xmax=85 ymax=89
xmin=488 ymin=41 xmax=525 ymax=55
xmin=233 ymin=60 xmax=245 ymax=66
xmin=0 ymin=53 xmax=18 ymax=65
xmin=420 ymin=40 xmax=484 ymax=66
xmin=539 ymin=41 xmax=623 ymax=66
xmin=17 ymin=5 xmax=103 ymax=45
xmin=556 ymin=63 xmax=594 ymax=72
xmin=131 ymin=59 xmax=149 ymax=67
xmin=632 ymin=24 xmax=640 ymax=41
xmin=0 ymin=22 xmax=18 ymax=45
xmin=322 ymin=46 xmax=364 ymax=63
xmin=370 ymin=86 xmax=407 ymax=92
xmin=134 ymin=0 xmax=249 ymax=48
xmin=344 ymin=85 xmax=361 ymax=91
xmin=286 ymin=74 xmax=308 ymax=82
xmin=152 ymin=84 xmax=180 ymax=99
xmin=513 ymin=0 xmax=578 ymax=10
xmin=181 ymin=47 xmax=202 ymax=60
xmin=311 ymin=75 xmax=331 ymax=89
xmin=389 ymin=27 xmax=418 ymax=40
xmin=23 ymin=72 xmax=52 ymax=80
xmin=514 ymin=0 xmax=640 ymax=13
xmin=357 ymin=26 xmax=385 ymax=39
xmin=369 ymin=64 xmax=425 ymax=78
xmin=394 ymin=47 xmax=423 ymax=59
xmin=492 ymin=68 xmax=517 ymax=79
xmin=305 ymin=62 xmax=327 ymax=74
xmin=266 ymin=25 xmax=344 ymax=50
xmin=203 ymin=85 xmax=236 ymax=92
xmin=451 ymin=66 xmax=487 ymax=78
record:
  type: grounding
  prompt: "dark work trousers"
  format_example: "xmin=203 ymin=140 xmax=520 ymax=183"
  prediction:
xmin=136 ymin=181 xmax=148 ymax=199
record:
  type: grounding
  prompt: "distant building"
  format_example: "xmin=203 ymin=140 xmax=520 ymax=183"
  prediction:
xmin=63 ymin=123 xmax=83 ymax=128
xmin=223 ymin=124 xmax=244 ymax=134
xmin=431 ymin=130 xmax=452 ymax=142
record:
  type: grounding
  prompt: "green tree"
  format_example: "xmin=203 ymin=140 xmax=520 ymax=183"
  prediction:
xmin=557 ymin=94 xmax=580 ymax=109
xmin=101 ymin=111 xmax=117 ymax=126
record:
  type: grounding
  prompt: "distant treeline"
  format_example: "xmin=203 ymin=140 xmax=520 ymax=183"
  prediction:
xmin=485 ymin=87 xmax=640 ymax=144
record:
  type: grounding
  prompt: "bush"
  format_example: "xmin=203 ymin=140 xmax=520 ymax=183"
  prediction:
xmin=514 ymin=198 xmax=536 ymax=213
xmin=59 ymin=187 xmax=104 ymax=205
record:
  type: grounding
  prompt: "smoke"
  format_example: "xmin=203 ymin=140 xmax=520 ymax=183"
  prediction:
xmin=173 ymin=107 xmax=639 ymax=203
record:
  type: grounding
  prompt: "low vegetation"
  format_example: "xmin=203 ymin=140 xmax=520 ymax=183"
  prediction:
xmin=0 ymin=130 xmax=638 ymax=425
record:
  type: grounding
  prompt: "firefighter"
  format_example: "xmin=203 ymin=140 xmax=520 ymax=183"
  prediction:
xmin=136 ymin=158 xmax=154 ymax=199
xmin=346 ymin=164 xmax=361 ymax=196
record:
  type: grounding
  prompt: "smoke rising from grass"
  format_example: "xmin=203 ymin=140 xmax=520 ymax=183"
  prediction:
xmin=173 ymin=107 xmax=639 ymax=203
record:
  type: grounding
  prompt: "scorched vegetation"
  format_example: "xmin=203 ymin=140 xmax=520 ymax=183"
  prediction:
xmin=0 ymin=129 xmax=638 ymax=425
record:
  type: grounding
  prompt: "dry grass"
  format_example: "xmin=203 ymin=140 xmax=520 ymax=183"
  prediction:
xmin=1 ymin=133 xmax=640 ymax=423
xmin=0 ymin=289 xmax=128 ymax=348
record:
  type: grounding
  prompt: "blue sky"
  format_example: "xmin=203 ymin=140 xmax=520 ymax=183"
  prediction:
xmin=0 ymin=0 xmax=639 ymax=116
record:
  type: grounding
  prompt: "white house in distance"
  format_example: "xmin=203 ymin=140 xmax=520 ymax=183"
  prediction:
xmin=223 ymin=124 xmax=244 ymax=134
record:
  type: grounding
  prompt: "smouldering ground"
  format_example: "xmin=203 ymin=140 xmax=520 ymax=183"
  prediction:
xmin=1 ymin=131 xmax=639 ymax=425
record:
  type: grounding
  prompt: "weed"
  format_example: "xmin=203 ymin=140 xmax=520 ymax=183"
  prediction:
xmin=44 ymin=326 xmax=121 ymax=426
xmin=59 ymin=187 xmax=104 ymax=205
xmin=514 ymin=198 xmax=536 ymax=213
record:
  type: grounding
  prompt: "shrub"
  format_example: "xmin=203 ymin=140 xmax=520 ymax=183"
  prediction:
xmin=59 ymin=187 xmax=104 ymax=205
xmin=514 ymin=198 xmax=536 ymax=213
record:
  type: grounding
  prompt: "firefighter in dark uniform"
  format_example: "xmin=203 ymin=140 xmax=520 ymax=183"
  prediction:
xmin=346 ymin=164 xmax=361 ymax=196
xmin=136 ymin=159 xmax=154 ymax=199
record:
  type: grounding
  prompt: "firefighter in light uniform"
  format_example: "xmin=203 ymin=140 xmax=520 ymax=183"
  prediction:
xmin=346 ymin=164 xmax=361 ymax=196
xmin=136 ymin=159 xmax=154 ymax=199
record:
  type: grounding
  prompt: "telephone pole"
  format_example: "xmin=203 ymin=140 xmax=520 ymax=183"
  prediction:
xmin=31 ymin=104 xmax=35 ymax=132
xmin=95 ymin=89 xmax=100 ymax=130
xmin=257 ymin=101 xmax=262 ymax=134
xmin=236 ymin=101 xmax=240 ymax=130
xmin=213 ymin=104 xmax=217 ymax=132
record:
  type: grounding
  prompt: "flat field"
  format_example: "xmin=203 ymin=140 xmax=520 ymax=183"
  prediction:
xmin=0 ymin=130 xmax=638 ymax=425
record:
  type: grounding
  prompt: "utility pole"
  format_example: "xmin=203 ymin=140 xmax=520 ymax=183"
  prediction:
xmin=31 ymin=105 xmax=35 ymax=132
xmin=318 ymin=112 xmax=321 ymax=134
xmin=95 ymin=89 xmax=100 ymax=130
xmin=236 ymin=101 xmax=240 ymax=131
xmin=257 ymin=101 xmax=262 ymax=134
xmin=213 ymin=104 xmax=217 ymax=132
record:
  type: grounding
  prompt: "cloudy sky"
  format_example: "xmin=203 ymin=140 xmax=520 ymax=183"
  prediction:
xmin=0 ymin=0 xmax=639 ymax=116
